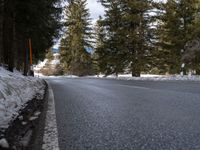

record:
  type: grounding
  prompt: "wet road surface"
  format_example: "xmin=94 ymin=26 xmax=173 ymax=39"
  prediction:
xmin=48 ymin=78 xmax=200 ymax=150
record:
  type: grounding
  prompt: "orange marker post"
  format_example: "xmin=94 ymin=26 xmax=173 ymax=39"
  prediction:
xmin=29 ymin=38 xmax=33 ymax=65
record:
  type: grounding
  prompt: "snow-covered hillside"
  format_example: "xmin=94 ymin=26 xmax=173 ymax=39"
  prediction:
xmin=0 ymin=67 xmax=45 ymax=129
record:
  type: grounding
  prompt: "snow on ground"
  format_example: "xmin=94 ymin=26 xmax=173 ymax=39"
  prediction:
xmin=50 ymin=59 xmax=60 ymax=65
xmin=0 ymin=138 xmax=9 ymax=148
xmin=33 ymin=56 xmax=200 ymax=82
xmin=34 ymin=72 xmax=46 ymax=78
xmin=88 ymin=74 xmax=200 ymax=81
xmin=0 ymin=67 xmax=45 ymax=129
xmin=37 ymin=72 xmax=200 ymax=82
xmin=109 ymin=74 xmax=200 ymax=81
xmin=34 ymin=59 xmax=48 ymax=71
xmin=50 ymin=53 xmax=60 ymax=65
xmin=107 ymin=74 xmax=163 ymax=78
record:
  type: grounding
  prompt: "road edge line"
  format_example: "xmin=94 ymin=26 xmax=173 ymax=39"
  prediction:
xmin=42 ymin=82 xmax=60 ymax=150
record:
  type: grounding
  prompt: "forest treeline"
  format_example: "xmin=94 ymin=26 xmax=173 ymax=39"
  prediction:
xmin=1 ymin=0 xmax=200 ymax=77
xmin=60 ymin=0 xmax=200 ymax=77
xmin=0 ymin=0 xmax=62 ymax=74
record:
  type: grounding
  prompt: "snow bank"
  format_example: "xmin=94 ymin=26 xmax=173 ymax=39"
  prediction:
xmin=50 ymin=53 xmax=60 ymax=65
xmin=0 ymin=67 xmax=45 ymax=129
xmin=33 ymin=70 xmax=200 ymax=82
xmin=117 ymin=76 xmax=200 ymax=81
xmin=103 ymin=74 xmax=200 ymax=81
xmin=40 ymin=75 xmax=79 ymax=79
xmin=89 ymin=74 xmax=200 ymax=81
xmin=34 ymin=59 xmax=48 ymax=71
xmin=50 ymin=59 xmax=60 ymax=65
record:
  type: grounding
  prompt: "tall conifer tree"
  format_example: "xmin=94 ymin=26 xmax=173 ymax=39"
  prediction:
xmin=121 ymin=0 xmax=153 ymax=77
xmin=93 ymin=16 xmax=107 ymax=75
xmin=60 ymin=0 xmax=93 ymax=76
xmin=100 ymin=0 xmax=127 ymax=76
xmin=99 ymin=0 xmax=153 ymax=77
xmin=0 ymin=0 xmax=62 ymax=73
xmin=159 ymin=0 xmax=200 ymax=74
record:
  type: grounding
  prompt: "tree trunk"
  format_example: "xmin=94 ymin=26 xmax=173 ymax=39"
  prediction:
xmin=3 ymin=0 xmax=14 ymax=71
xmin=16 ymin=36 xmax=24 ymax=71
xmin=0 ymin=0 xmax=3 ymax=64
xmin=23 ymin=39 xmax=29 ymax=76
xmin=131 ymin=61 xmax=141 ymax=77
xmin=115 ymin=71 xmax=118 ymax=77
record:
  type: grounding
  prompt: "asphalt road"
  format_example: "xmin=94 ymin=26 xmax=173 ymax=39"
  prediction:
xmin=48 ymin=78 xmax=200 ymax=150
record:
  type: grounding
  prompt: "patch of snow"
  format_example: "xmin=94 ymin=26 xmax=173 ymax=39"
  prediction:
xmin=40 ymin=75 xmax=79 ymax=79
xmin=89 ymin=73 xmax=200 ymax=81
xmin=105 ymin=74 xmax=164 ymax=78
xmin=28 ymin=111 xmax=41 ymax=121
xmin=50 ymin=59 xmax=60 ymax=65
xmin=64 ymin=75 xmax=79 ymax=78
xmin=0 ymin=67 xmax=45 ymax=129
xmin=22 ymin=122 xmax=27 ymax=125
xmin=53 ymin=53 xmax=60 ymax=57
xmin=0 ymin=138 xmax=9 ymax=148
xmin=140 ymin=74 xmax=164 ymax=78
xmin=29 ymin=116 xmax=38 ymax=121
xmin=18 ymin=115 xmax=23 ymax=121
xmin=33 ymin=53 xmax=61 ymax=76
xmin=34 ymin=72 xmax=46 ymax=78
xmin=34 ymin=111 xmax=41 ymax=116
xmin=34 ymin=59 xmax=48 ymax=71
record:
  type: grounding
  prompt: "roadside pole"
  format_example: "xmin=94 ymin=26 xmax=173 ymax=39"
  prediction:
xmin=29 ymin=38 xmax=33 ymax=66
xmin=28 ymin=38 xmax=34 ymax=76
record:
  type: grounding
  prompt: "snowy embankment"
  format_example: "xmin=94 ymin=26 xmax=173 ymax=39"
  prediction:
xmin=0 ymin=67 xmax=45 ymax=129
xmin=90 ymin=74 xmax=200 ymax=81
xmin=38 ymin=73 xmax=200 ymax=82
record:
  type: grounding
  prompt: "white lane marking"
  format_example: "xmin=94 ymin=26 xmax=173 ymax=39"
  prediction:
xmin=42 ymin=82 xmax=60 ymax=150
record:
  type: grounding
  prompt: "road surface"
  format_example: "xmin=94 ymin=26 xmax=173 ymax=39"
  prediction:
xmin=48 ymin=78 xmax=200 ymax=150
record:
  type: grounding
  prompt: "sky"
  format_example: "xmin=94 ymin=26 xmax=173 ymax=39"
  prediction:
xmin=86 ymin=0 xmax=105 ymax=23
xmin=85 ymin=0 xmax=166 ymax=22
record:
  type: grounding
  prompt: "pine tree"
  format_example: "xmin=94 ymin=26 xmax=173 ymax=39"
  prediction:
xmin=93 ymin=16 xmax=107 ymax=75
xmin=158 ymin=0 xmax=200 ymax=74
xmin=0 ymin=0 xmax=62 ymax=74
xmin=2 ymin=0 xmax=15 ymax=71
xmin=182 ymin=38 xmax=200 ymax=74
xmin=182 ymin=1 xmax=200 ymax=74
xmin=0 ymin=0 xmax=3 ymax=63
xmin=121 ymin=0 xmax=153 ymax=77
xmin=46 ymin=48 xmax=54 ymax=62
xmin=15 ymin=0 xmax=62 ymax=74
xmin=60 ymin=37 xmax=72 ymax=73
xmin=99 ymin=0 xmax=154 ymax=77
xmin=100 ymin=0 xmax=127 ymax=76
xmin=60 ymin=0 xmax=93 ymax=76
